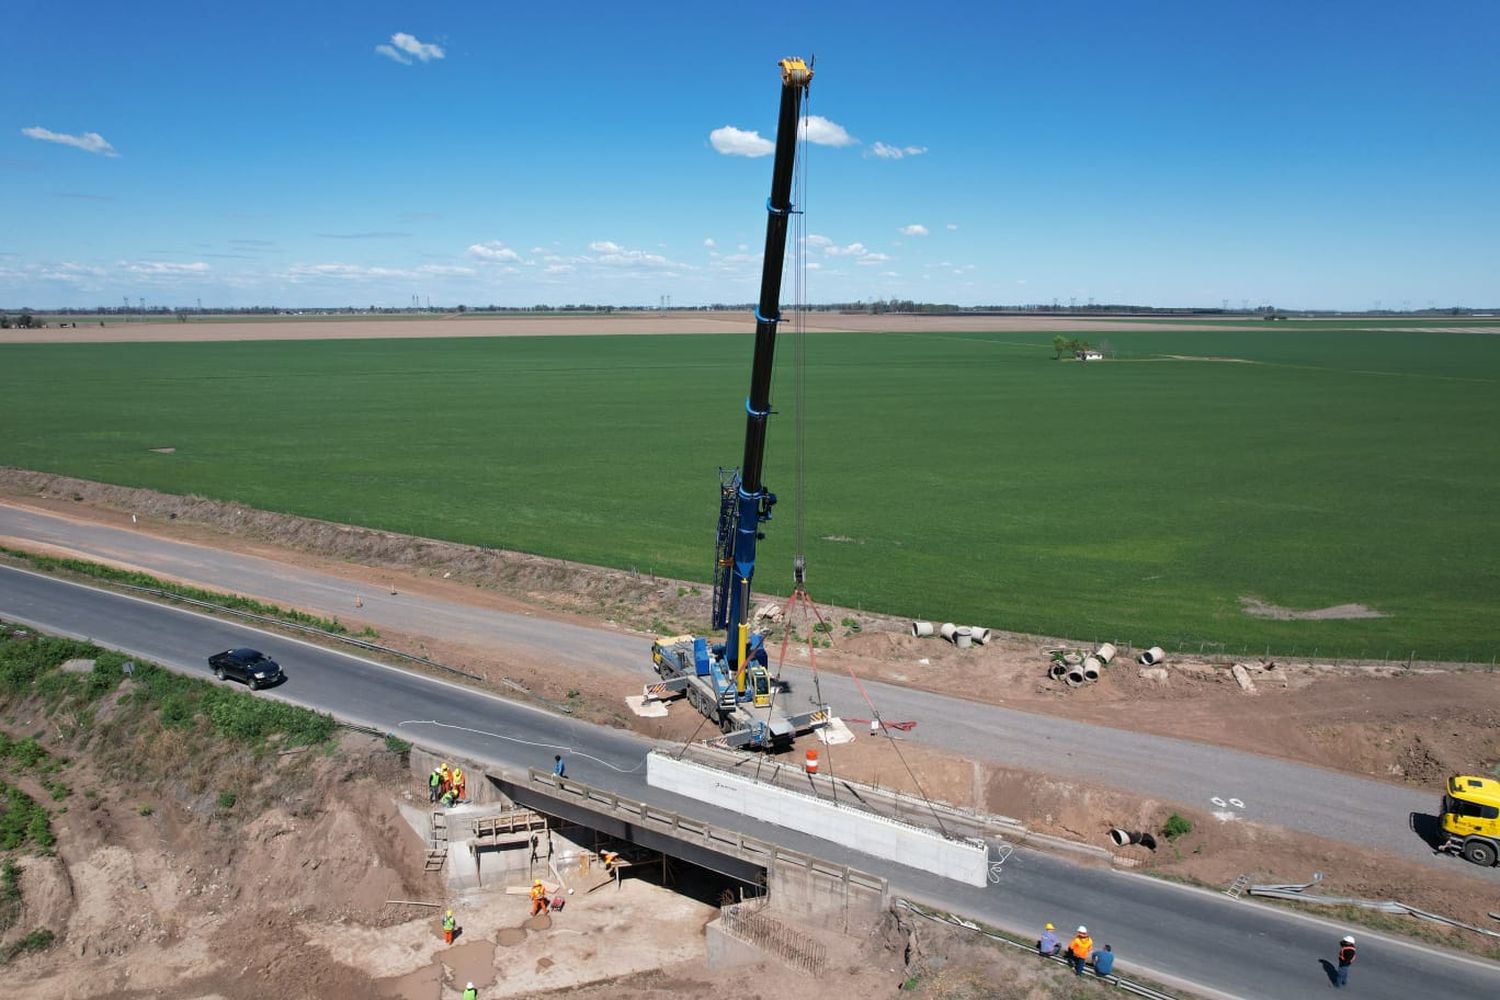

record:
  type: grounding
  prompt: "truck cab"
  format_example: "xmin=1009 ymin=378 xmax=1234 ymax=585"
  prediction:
xmin=1440 ymin=774 xmax=1500 ymax=866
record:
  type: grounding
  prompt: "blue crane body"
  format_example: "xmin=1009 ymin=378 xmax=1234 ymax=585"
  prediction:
xmin=647 ymin=58 xmax=830 ymax=750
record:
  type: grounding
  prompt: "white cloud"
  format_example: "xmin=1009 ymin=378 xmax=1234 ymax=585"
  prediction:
xmin=856 ymin=253 xmax=891 ymax=265
xmin=799 ymin=115 xmax=856 ymax=147
xmin=376 ymin=32 xmax=445 ymax=65
xmin=806 ymin=234 xmax=833 ymax=251
xmin=21 ymin=126 xmax=119 ymax=158
xmin=825 ymin=242 xmax=870 ymax=257
xmin=946 ymin=223 xmax=958 ymax=231
xmin=869 ymin=141 xmax=928 ymax=160
xmin=709 ymin=125 xmax=774 ymax=157
xmin=588 ymin=240 xmax=679 ymax=271
xmin=899 ymin=224 xmax=929 ymax=237
xmin=703 ymin=237 xmax=715 ymax=248
xmin=466 ymin=241 xmax=521 ymax=262
xmin=119 ymin=261 xmax=209 ymax=274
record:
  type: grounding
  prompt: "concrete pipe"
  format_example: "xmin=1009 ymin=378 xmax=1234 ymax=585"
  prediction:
xmin=1095 ymin=642 xmax=1117 ymax=664
xmin=1063 ymin=652 xmax=1084 ymax=666
xmin=911 ymin=621 xmax=935 ymax=638
xmin=1108 ymin=829 xmax=1158 ymax=851
xmin=1049 ymin=662 xmax=1069 ymax=680
xmin=1139 ymin=646 xmax=1166 ymax=666
xmin=939 ymin=622 xmax=958 ymax=642
xmin=1065 ymin=668 xmax=1086 ymax=687
xmin=953 ymin=628 xmax=973 ymax=649
xmin=968 ymin=627 xmax=992 ymax=645
xmin=1082 ymin=657 xmax=1101 ymax=681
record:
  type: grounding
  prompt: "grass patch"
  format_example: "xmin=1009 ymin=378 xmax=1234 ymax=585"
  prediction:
xmin=1163 ymin=813 xmax=1194 ymax=840
xmin=0 ymin=324 xmax=1498 ymax=658
xmin=0 ymin=860 xmax=20 ymax=933
xmin=2 ymin=927 xmax=55 ymax=962
xmin=0 ymin=783 xmax=54 ymax=852
xmin=0 ymin=546 xmax=367 ymax=638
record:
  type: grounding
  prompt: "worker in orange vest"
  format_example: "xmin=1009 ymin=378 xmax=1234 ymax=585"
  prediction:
xmin=529 ymin=879 xmax=548 ymax=917
xmin=1068 ymin=926 xmax=1094 ymax=976
xmin=439 ymin=762 xmax=453 ymax=797
xmin=453 ymin=768 xmax=466 ymax=803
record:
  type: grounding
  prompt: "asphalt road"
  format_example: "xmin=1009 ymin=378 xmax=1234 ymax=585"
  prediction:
xmin=0 ymin=504 xmax=1465 ymax=873
xmin=3 ymin=564 xmax=1499 ymax=1000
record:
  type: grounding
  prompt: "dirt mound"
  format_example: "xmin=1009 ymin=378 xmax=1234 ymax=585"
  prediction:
xmin=1241 ymin=596 xmax=1385 ymax=620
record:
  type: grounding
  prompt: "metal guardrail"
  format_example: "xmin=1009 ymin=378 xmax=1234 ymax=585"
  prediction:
xmin=526 ymin=768 xmax=889 ymax=896
xmin=893 ymin=898 xmax=1178 ymax=1000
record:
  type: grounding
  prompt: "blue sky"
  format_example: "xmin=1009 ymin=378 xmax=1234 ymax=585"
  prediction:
xmin=3 ymin=1 xmax=1497 ymax=310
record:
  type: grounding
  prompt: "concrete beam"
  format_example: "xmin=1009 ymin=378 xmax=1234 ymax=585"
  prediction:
xmin=647 ymin=751 xmax=989 ymax=887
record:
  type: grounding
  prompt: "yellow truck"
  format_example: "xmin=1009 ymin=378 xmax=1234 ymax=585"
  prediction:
xmin=1439 ymin=774 xmax=1500 ymax=867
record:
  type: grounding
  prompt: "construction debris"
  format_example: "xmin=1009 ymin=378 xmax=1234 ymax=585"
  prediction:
xmin=1231 ymin=663 xmax=1257 ymax=694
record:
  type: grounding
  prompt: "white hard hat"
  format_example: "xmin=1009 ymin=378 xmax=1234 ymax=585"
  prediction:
xmin=467 ymin=984 xmax=475 ymax=990
xmin=1077 ymin=925 xmax=1088 ymax=934
xmin=1342 ymin=935 xmax=1355 ymax=944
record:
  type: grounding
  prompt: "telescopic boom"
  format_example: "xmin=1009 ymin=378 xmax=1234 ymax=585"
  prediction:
xmin=712 ymin=57 xmax=813 ymax=675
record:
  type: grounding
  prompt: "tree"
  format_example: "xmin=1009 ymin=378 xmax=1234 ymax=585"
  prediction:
xmin=1052 ymin=335 xmax=1067 ymax=360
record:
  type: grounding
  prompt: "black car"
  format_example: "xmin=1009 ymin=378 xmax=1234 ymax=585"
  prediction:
xmin=208 ymin=647 xmax=284 ymax=689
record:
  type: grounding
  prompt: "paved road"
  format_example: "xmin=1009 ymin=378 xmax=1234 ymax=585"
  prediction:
xmin=3 ymin=565 xmax=1500 ymax=1000
xmin=0 ymin=504 xmax=1467 ymax=874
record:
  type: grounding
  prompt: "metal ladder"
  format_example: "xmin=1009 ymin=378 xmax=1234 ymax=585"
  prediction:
xmin=425 ymin=810 xmax=448 ymax=872
xmin=1224 ymin=873 xmax=1251 ymax=899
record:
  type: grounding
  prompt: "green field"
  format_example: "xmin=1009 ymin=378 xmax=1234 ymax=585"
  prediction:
xmin=4 ymin=319 xmax=1499 ymax=660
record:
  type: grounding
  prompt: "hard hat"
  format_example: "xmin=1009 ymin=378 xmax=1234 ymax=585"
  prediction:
xmin=1077 ymin=925 xmax=1088 ymax=934
xmin=446 ymin=909 xmax=453 ymax=916
xmin=534 ymin=879 xmax=543 ymax=885
xmin=466 ymin=984 xmax=475 ymax=990
xmin=1044 ymin=923 xmax=1054 ymax=930
xmin=1342 ymin=935 xmax=1355 ymax=944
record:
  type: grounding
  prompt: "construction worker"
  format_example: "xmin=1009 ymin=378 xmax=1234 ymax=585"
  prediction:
xmin=428 ymin=767 xmax=442 ymax=803
xmin=1091 ymin=943 xmax=1115 ymax=977
xmin=529 ymin=879 xmax=548 ymax=917
xmin=1037 ymin=921 xmax=1061 ymax=957
xmin=463 ymin=984 xmax=477 ymax=1000
xmin=453 ymin=768 xmax=466 ymax=803
xmin=1068 ymin=926 xmax=1094 ymax=976
xmin=441 ymin=909 xmax=457 ymax=945
xmin=439 ymin=762 xmax=453 ymax=796
xmin=440 ymin=787 xmax=457 ymax=809
xmin=1335 ymin=934 xmax=1356 ymax=988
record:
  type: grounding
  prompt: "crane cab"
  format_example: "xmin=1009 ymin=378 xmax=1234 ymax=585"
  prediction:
xmin=748 ymin=665 xmax=773 ymax=707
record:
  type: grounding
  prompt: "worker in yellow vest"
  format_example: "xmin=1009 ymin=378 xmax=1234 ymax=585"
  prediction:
xmin=441 ymin=909 xmax=457 ymax=945
xmin=529 ymin=879 xmax=548 ymax=916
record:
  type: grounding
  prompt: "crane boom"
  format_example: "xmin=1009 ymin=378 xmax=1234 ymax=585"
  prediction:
xmin=648 ymin=58 xmax=827 ymax=753
xmin=714 ymin=57 xmax=812 ymax=677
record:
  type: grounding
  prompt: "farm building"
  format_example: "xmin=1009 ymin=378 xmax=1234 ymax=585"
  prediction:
xmin=1075 ymin=349 xmax=1103 ymax=361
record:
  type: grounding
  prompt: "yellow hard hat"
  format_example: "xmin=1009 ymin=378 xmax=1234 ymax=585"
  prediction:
xmin=1044 ymin=922 xmax=1054 ymax=930
xmin=446 ymin=909 xmax=453 ymax=916
xmin=534 ymin=879 xmax=543 ymax=885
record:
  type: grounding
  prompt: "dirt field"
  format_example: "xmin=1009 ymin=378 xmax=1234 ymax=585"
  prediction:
xmin=0 ymin=311 xmax=1231 ymax=344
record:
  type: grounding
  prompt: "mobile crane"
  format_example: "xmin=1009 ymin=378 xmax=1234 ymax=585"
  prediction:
xmin=647 ymin=57 xmax=830 ymax=750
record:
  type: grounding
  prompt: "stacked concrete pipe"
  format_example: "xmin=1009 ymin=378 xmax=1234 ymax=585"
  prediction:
xmin=1095 ymin=642 xmax=1117 ymax=664
xmin=1082 ymin=656 xmax=1102 ymax=682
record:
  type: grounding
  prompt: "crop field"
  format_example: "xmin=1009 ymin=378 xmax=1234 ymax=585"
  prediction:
xmin=3 ymin=318 xmax=1499 ymax=660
